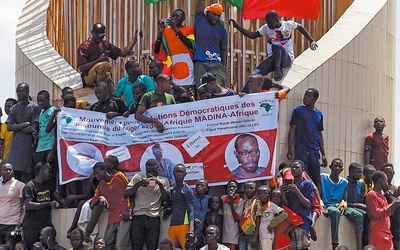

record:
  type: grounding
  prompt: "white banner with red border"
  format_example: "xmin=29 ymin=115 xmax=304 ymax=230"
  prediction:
xmin=57 ymin=92 xmax=279 ymax=186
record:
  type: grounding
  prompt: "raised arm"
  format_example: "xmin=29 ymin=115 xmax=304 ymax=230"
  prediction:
xmin=120 ymin=30 xmax=143 ymax=57
xmin=168 ymin=19 xmax=195 ymax=51
xmin=196 ymin=0 xmax=206 ymax=14
xmin=229 ymin=19 xmax=262 ymax=39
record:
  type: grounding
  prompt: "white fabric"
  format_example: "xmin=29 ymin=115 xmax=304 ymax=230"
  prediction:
xmin=258 ymin=20 xmax=298 ymax=60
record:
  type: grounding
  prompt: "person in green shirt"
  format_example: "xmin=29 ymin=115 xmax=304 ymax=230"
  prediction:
xmin=135 ymin=74 xmax=176 ymax=133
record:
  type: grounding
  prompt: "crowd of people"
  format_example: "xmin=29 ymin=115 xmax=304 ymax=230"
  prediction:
xmin=0 ymin=0 xmax=399 ymax=250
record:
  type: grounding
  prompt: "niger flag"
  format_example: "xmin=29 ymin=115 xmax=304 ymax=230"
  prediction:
xmin=227 ymin=0 xmax=320 ymax=20
xmin=226 ymin=0 xmax=244 ymax=9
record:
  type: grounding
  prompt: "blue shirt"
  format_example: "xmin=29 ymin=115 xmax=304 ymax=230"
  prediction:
xmin=285 ymin=178 xmax=314 ymax=233
xmin=290 ymin=105 xmax=324 ymax=150
xmin=170 ymin=182 xmax=195 ymax=226
xmin=346 ymin=178 xmax=365 ymax=204
xmin=114 ymin=75 xmax=155 ymax=110
xmin=194 ymin=12 xmax=228 ymax=63
xmin=320 ymin=173 xmax=348 ymax=206
xmin=194 ymin=195 xmax=210 ymax=238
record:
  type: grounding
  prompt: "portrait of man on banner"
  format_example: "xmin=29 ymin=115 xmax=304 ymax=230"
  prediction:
xmin=227 ymin=133 xmax=270 ymax=178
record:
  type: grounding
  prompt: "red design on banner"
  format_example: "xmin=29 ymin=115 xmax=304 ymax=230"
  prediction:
xmin=242 ymin=0 xmax=320 ymax=20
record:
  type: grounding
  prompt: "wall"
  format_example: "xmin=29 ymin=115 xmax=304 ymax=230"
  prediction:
xmin=52 ymin=208 xmax=357 ymax=249
xmin=276 ymin=0 xmax=395 ymax=176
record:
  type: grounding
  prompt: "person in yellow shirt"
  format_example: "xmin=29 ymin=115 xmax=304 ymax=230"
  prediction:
xmin=0 ymin=98 xmax=17 ymax=160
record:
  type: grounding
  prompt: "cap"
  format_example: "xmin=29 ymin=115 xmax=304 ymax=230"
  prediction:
xmin=92 ymin=23 xmax=106 ymax=37
xmin=198 ymin=72 xmax=217 ymax=89
xmin=206 ymin=4 xmax=223 ymax=15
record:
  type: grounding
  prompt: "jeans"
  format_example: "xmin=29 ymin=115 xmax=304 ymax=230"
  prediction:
xmin=238 ymin=232 xmax=257 ymax=250
xmin=326 ymin=206 xmax=364 ymax=244
xmin=104 ymin=220 xmax=131 ymax=250
xmin=294 ymin=146 xmax=321 ymax=186
xmin=0 ymin=224 xmax=17 ymax=249
xmin=253 ymin=43 xmax=292 ymax=76
xmin=131 ymin=215 xmax=160 ymax=250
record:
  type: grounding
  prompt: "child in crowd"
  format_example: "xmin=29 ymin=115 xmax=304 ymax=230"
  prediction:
xmin=92 ymin=238 xmax=106 ymax=250
xmin=168 ymin=164 xmax=195 ymax=250
xmin=360 ymin=165 xmax=376 ymax=195
xmin=282 ymin=160 xmax=314 ymax=250
xmin=346 ymin=162 xmax=368 ymax=247
xmin=158 ymin=238 xmax=176 ymax=250
xmin=271 ymin=188 xmax=303 ymax=250
xmin=203 ymin=196 xmax=223 ymax=244
xmin=221 ymin=180 xmax=244 ymax=250
xmin=319 ymin=158 xmax=364 ymax=250
xmin=278 ymin=161 xmax=322 ymax=241
xmin=14 ymin=241 xmax=28 ymax=250
xmin=257 ymin=185 xmax=288 ymax=250
xmin=366 ymin=171 xmax=400 ymax=249
xmin=130 ymin=83 xmax=147 ymax=114
xmin=239 ymin=181 xmax=262 ymax=250
xmin=364 ymin=116 xmax=389 ymax=170
xmin=194 ymin=179 xmax=210 ymax=248
xmin=381 ymin=163 xmax=400 ymax=250
xmin=346 ymin=163 xmax=366 ymax=212
xmin=69 ymin=229 xmax=91 ymax=250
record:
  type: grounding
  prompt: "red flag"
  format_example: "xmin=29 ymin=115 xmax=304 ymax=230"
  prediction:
xmin=242 ymin=0 xmax=320 ymax=20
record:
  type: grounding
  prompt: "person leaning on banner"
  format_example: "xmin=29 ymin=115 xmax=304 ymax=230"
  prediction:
xmin=135 ymin=74 xmax=176 ymax=133
xmin=232 ymin=133 xmax=266 ymax=178
xmin=77 ymin=23 xmax=143 ymax=92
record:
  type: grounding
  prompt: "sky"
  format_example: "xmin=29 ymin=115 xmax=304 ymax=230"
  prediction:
xmin=0 ymin=1 xmax=399 ymax=184
xmin=0 ymin=0 xmax=26 ymax=122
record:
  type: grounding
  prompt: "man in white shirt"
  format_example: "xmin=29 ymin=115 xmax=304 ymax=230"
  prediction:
xmin=230 ymin=10 xmax=317 ymax=81
xmin=124 ymin=159 xmax=170 ymax=250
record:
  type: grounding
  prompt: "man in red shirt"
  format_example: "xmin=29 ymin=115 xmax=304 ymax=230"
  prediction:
xmin=77 ymin=23 xmax=142 ymax=91
xmin=366 ymin=171 xmax=400 ymax=250
xmin=90 ymin=162 xmax=131 ymax=250
xmin=364 ymin=116 xmax=389 ymax=170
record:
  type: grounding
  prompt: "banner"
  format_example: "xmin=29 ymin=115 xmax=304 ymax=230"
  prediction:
xmin=57 ymin=92 xmax=279 ymax=186
xmin=242 ymin=0 xmax=320 ymax=20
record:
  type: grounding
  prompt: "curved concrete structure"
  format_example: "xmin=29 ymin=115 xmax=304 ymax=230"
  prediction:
xmin=15 ymin=0 xmax=81 ymax=103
